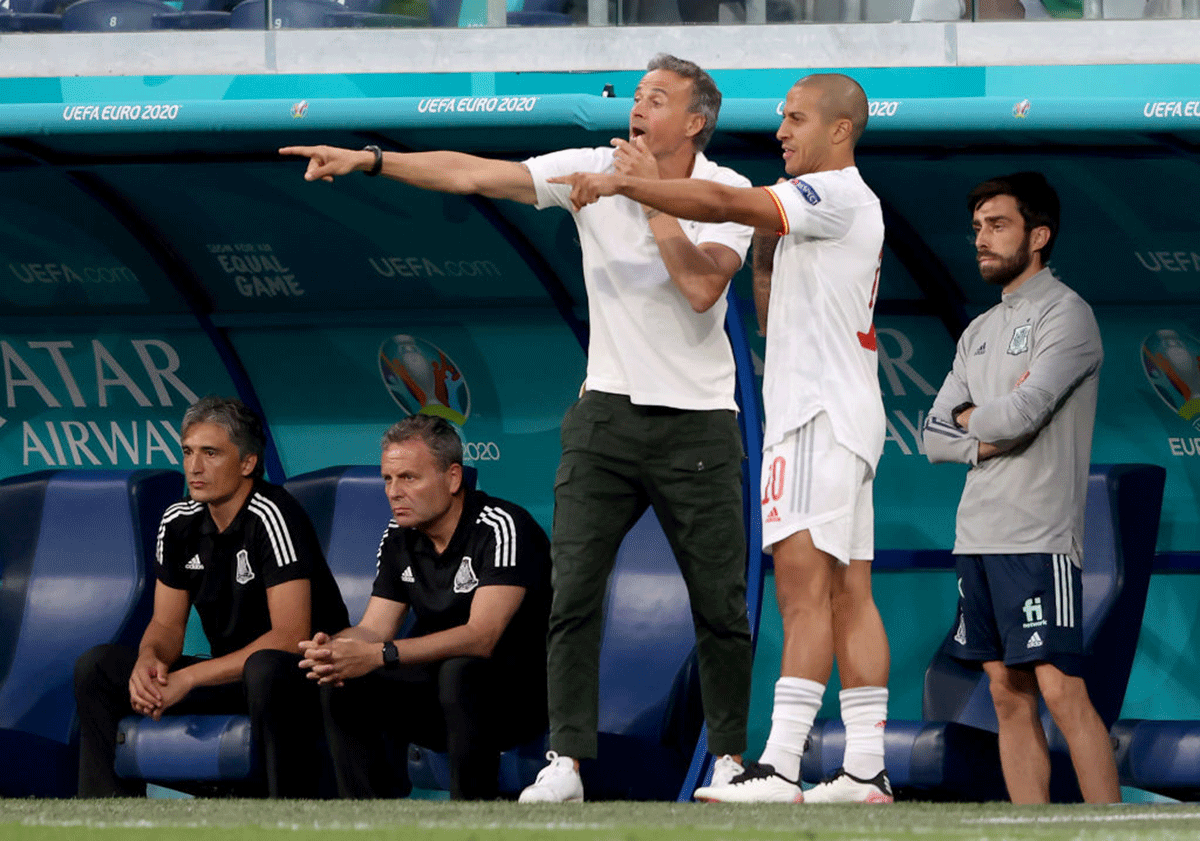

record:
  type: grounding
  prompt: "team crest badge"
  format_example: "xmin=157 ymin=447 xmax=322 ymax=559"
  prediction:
xmin=453 ymin=556 xmax=479 ymax=594
xmin=1007 ymin=324 xmax=1032 ymax=355
xmin=235 ymin=549 xmax=255 ymax=585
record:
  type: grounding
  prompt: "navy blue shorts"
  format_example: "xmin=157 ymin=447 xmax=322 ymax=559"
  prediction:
xmin=947 ymin=553 xmax=1084 ymax=676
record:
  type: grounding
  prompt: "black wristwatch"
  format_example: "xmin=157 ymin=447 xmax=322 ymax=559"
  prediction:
xmin=951 ymin=401 xmax=976 ymax=428
xmin=381 ymin=641 xmax=400 ymax=669
xmin=363 ymin=144 xmax=383 ymax=177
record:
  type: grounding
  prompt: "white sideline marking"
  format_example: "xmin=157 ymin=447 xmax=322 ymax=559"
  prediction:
xmin=966 ymin=811 xmax=1200 ymax=825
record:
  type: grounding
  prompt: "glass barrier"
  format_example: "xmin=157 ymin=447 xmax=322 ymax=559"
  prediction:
xmin=0 ymin=0 xmax=1197 ymax=31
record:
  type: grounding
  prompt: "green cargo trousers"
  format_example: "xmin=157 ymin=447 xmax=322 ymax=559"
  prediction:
xmin=546 ymin=390 xmax=753 ymax=759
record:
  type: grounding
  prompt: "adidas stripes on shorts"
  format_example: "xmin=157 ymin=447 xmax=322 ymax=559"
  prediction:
xmin=759 ymin=412 xmax=874 ymax=563
xmin=949 ymin=552 xmax=1085 ymax=676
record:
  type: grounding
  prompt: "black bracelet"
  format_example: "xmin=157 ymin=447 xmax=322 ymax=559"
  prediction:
xmin=363 ymin=145 xmax=383 ymax=177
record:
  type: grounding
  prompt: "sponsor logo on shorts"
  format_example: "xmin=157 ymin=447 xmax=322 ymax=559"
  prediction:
xmin=765 ymin=506 xmax=781 ymax=524
xmin=1026 ymin=631 xmax=1043 ymax=649
xmin=1007 ymin=324 xmax=1032 ymax=355
xmin=1021 ymin=596 xmax=1047 ymax=629
xmin=954 ymin=615 xmax=967 ymax=645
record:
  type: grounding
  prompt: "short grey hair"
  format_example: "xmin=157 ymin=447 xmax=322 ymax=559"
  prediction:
xmin=181 ymin=396 xmax=267 ymax=479
xmin=647 ymin=53 xmax=722 ymax=152
xmin=381 ymin=414 xmax=463 ymax=472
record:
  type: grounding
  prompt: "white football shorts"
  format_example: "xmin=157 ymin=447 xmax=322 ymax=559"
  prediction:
xmin=760 ymin=412 xmax=874 ymax=564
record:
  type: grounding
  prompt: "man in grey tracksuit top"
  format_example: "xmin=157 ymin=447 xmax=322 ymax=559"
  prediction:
xmin=922 ymin=172 xmax=1117 ymax=804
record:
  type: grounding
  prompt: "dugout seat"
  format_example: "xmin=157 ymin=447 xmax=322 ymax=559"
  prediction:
xmin=0 ymin=469 xmax=183 ymax=797
xmin=0 ymin=9 xmax=61 ymax=26
xmin=428 ymin=0 xmax=571 ymax=26
xmin=228 ymin=0 xmax=421 ymax=27
xmin=61 ymin=0 xmax=178 ymax=29
xmin=113 ymin=464 xmax=472 ymax=792
xmin=0 ymin=0 xmax=62 ymax=27
xmin=802 ymin=463 xmax=1165 ymax=801
xmin=406 ymin=505 xmax=706 ymax=799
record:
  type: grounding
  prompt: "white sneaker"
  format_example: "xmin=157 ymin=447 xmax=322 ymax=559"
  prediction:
xmin=693 ymin=760 xmax=803 ymax=803
xmin=709 ymin=755 xmax=744 ymax=789
xmin=518 ymin=751 xmax=584 ymax=803
xmin=803 ymin=768 xmax=893 ymax=804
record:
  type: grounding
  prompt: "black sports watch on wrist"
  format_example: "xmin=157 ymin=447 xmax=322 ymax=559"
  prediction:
xmin=382 ymin=641 xmax=400 ymax=669
xmin=951 ymin=401 xmax=976 ymax=428
xmin=363 ymin=144 xmax=383 ymax=177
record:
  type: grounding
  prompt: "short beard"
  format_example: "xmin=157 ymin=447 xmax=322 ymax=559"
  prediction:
xmin=978 ymin=232 xmax=1032 ymax=287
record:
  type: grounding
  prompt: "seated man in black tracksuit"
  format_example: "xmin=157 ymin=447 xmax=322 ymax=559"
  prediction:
xmin=75 ymin=396 xmax=348 ymax=798
xmin=299 ymin=414 xmax=550 ymax=800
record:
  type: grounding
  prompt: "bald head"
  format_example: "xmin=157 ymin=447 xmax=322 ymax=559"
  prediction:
xmin=793 ymin=74 xmax=869 ymax=145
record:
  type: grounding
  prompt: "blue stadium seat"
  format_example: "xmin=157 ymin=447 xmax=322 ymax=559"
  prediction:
xmin=428 ymin=0 xmax=571 ymax=26
xmin=1111 ymin=719 xmax=1200 ymax=801
xmin=0 ymin=469 xmax=183 ymax=797
xmin=0 ymin=9 xmax=61 ymax=27
xmin=226 ymin=0 xmax=423 ymax=27
xmin=114 ymin=464 xmax=473 ymax=791
xmin=61 ymin=0 xmax=180 ymax=30
xmin=229 ymin=0 xmax=354 ymax=26
xmin=1 ymin=0 xmax=62 ymax=26
xmin=407 ymin=505 xmax=704 ymax=799
xmin=802 ymin=463 xmax=1165 ymax=801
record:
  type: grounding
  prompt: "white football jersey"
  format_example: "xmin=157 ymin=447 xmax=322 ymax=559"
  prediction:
xmin=762 ymin=166 xmax=886 ymax=471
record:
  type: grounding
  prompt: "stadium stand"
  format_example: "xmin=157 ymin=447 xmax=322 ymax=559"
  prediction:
xmin=801 ymin=463 xmax=1166 ymax=801
xmin=0 ymin=0 xmax=61 ymax=27
xmin=428 ymin=0 xmax=572 ymax=26
xmin=0 ymin=469 xmax=183 ymax=797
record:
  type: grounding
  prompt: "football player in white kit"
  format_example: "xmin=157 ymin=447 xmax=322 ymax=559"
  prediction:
xmin=552 ymin=73 xmax=892 ymax=804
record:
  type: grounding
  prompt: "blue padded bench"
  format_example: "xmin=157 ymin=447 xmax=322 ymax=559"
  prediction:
xmin=116 ymin=465 xmax=707 ymax=800
xmin=408 ymin=503 xmax=705 ymax=799
xmin=0 ymin=469 xmax=183 ymax=797
xmin=116 ymin=465 xmax=484 ymax=791
xmin=115 ymin=465 xmax=395 ymax=789
xmin=803 ymin=463 xmax=1166 ymax=802
xmin=1111 ymin=719 xmax=1200 ymax=801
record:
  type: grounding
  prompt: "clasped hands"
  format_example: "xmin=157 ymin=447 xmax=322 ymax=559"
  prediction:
xmin=298 ymin=632 xmax=381 ymax=687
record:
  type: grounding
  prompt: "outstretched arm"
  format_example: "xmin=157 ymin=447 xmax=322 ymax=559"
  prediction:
xmin=279 ymin=144 xmax=538 ymax=205
xmin=550 ymin=170 xmax=782 ymax=231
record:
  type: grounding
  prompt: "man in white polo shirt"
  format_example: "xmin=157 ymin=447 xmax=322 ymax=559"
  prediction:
xmin=552 ymin=73 xmax=893 ymax=804
xmin=281 ymin=54 xmax=755 ymax=803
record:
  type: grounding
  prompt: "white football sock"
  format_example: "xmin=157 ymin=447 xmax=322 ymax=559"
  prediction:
xmin=756 ymin=676 xmax=824 ymax=782
xmin=840 ymin=686 xmax=888 ymax=779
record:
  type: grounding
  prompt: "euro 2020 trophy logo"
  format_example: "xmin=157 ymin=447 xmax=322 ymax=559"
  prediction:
xmin=1142 ymin=328 xmax=1200 ymax=429
xmin=379 ymin=334 xmax=470 ymax=426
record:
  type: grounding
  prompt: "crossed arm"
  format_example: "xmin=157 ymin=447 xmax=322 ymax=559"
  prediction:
xmin=129 ymin=579 xmax=312 ymax=719
xmin=298 ymin=586 xmax=526 ymax=686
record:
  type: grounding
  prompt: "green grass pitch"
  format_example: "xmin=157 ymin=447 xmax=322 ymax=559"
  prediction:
xmin=4 ymin=799 xmax=1200 ymax=841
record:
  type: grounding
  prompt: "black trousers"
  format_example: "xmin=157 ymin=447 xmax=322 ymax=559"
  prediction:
xmin=74 ymin=644 xmax=326 ymax=798
xmin=321 ymin=656 xmax=547 ymax=800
